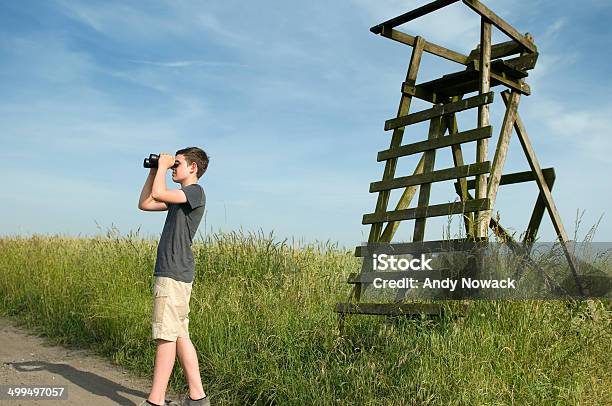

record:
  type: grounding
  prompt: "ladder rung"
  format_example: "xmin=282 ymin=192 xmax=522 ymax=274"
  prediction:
xmin=378 ymin=126 xmax=492 ymax=161
xmin=461 ymin=168 xmax=555 ymax=189
xmin=354 ymin=238 xmax=487 ymax=257
xmin=362 ymin=198 xmax=490 ymax=224
xmin=384 ymin=92 xmax=493 ymax=131
xmin=370 ymin=162 xmax=490 ymax=192
xmin=334 ymin=302 xmax=446 ymax=316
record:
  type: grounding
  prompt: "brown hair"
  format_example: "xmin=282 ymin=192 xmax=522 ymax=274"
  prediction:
xmin=175 ymin=146 xmax=209 ymax=179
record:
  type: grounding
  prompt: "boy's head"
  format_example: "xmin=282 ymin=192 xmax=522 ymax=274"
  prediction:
xmin=172 ymin=146 xmax=209 ymax=183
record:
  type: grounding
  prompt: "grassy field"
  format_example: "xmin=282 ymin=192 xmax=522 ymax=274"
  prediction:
xmin=0 ymin=229 xmax=610 ymax=405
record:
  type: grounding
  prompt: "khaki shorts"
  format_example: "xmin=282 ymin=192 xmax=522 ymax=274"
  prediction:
xmin=152 ymin=276 xmax=193 ymax=342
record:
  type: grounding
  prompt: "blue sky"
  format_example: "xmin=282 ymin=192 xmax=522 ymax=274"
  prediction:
xmin=1 ymin=0 xmax=610 ymax=249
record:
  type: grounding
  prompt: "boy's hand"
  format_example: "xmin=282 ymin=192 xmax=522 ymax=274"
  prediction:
xmin=157 ymin=153 xmax=176 ymax=170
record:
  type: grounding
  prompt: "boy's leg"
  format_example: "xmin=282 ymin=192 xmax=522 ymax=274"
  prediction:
xmin=148 ymin=338 xmax=177 ymax=405
xmin=176 ymin=336 xmax=206 ymax=399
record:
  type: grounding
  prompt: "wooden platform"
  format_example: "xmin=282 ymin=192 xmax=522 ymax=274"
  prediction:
xmin=405 ymin=59 xmax=532 ymax=104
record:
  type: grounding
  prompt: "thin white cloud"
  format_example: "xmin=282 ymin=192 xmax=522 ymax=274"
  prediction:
xmin=56 ymin=0 xmax=187 ymax=40
xmin=525 ymin=100 xmax=612 ymax=164
xmin=0 ymin=32 xmax=218 ymax=152
xmin=56 ymin=0 xmax=277 ymax=57
xmin=543 ymin=17 xmax=567 ymax=40
xmin=127 ymin=59 xmax=247 ymax=68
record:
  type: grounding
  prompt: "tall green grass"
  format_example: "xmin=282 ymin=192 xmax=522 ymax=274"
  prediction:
xmin=0 ymin=229 xmax=610 ymax=405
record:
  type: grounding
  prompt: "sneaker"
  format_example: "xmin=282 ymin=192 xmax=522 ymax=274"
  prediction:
xmin=137 ymin=399 xmax=176 ymax=406
xmin=169 ymin=395 xmax=210 ymax=406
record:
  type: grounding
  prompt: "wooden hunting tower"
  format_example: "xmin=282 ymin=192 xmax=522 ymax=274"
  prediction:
xmin=335 ymin=0 xmax=585 ymax=321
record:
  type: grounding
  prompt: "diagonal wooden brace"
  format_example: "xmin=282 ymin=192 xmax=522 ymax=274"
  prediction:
xmin=483 ymin=90 xmax=521 ymax=230
xmin=501 ymin=91 xmax=584 ymax=295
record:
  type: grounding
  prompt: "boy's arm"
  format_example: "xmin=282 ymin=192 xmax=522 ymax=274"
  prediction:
xmin=138 ymin=168 xmax=168 ymax=211
xmin=151 ymin=153 xmax=188 ymax=205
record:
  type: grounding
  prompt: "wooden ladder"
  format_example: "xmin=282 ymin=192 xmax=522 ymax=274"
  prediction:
xmin=335 ymin=0 xmax=586 ymax=326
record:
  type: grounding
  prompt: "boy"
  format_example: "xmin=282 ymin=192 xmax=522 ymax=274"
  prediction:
xmin=137 ymin=147 xmax=210 ymax=406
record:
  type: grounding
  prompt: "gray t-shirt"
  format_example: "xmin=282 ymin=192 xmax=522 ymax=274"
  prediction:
xmin=154 ymin=183 xmax=206 ymax=283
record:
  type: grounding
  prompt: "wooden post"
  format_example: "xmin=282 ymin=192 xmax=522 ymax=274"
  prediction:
xmin=445 ymin=100 xmax=475 ymax=238
xmin=475 ymin=18 xmax=491 ymax=239
xmin=486 ymin=90 xmax=520 ymax=221
xmin=367 ymin=37 xmax=425 ymax=244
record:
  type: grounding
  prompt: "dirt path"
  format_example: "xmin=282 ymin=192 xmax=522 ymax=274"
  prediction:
xmin=0 ymin=317 xmax=179 ymax=405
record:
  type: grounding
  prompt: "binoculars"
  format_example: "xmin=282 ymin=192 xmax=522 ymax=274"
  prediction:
xmin=143 ymin=153 xmax=179 ymax=169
